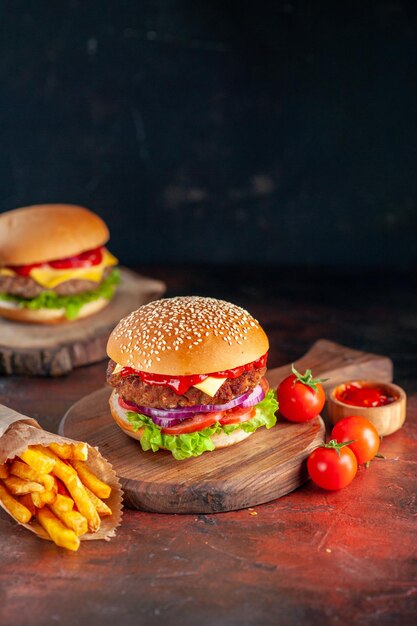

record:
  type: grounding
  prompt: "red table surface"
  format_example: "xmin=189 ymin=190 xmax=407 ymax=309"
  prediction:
xmin=0 ymin=266 xmax=416 ymax=626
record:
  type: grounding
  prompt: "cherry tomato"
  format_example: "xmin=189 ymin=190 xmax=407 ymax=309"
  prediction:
xmin=161 ymin=412 xmax=222 ymax=435
xmin=308 ymin=441 xmax=358 ymax=490
xmin=278 ymin=366 xmax=327 ymax=422
xmin=219 ymin=406 xmax=255 ymax=425
xmin=331 ymin=415 xmax=380 ymax=465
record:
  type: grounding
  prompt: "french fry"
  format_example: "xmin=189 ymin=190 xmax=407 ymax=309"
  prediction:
xmin=36 ymin=507 xmax=80 ymax=551
xmin=0 ymin=482 xmax=32 ymax=523
xmin=37 ymin=489 xmax=57 ymax=505
xmin=19 ymin=493 xmax=36 ymax=517
xmin=47 ymin=443 xmax=73 ymax=460
xmin=72 ymin=443 xmax=89 ymax=461
xmin=19 ymin=447 xmax=55 ymax=474
xmin=0 ymin=439 xmax=115 ymax=550
xmin=64 ymin=476 xmax=100 ymax=533
xmin=35 ymin=447 xmax=100 ymax=533
xmin=70 ymin=461 xmax=111 ymax=499
xmin=53 ymin=493 xmax=74 ymax=513
xmin=30 ymin=475 xmax=57 ymax=507
xmin=56 ymin=478 xmax=71 ymax=496
xmin=49 ymin=504 xmax=88 ymax=536
xmin=10 ymin=460 xmax=55 ymax=491
xmin=31 ymin=492 xmax=46 ymax=509
xmin=85 ymin=487 xmax=112 ymax=517
xmin=49 ymin=442 xmax=88 ymax=461
xmin=3 ymin=476 xmax=44 ymax=495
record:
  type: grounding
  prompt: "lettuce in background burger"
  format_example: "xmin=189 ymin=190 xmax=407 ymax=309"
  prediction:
xmin=107 ymin=296 xmax=278 ymax=460
xmin=0 ymin=204 xmax=119 ymax=323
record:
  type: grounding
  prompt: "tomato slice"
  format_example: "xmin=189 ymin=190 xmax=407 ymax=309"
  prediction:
xmin=219 ymin=405 xmax=255 ymax=425
xmin=9 ymin=246 xmax=104 ymax=276
xmin=49 ymin=246 xmax=103 ymax=269
xmin=161 ymin=412 xmax=222 ymax=435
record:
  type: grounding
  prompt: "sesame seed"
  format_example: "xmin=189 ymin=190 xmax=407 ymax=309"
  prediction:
xmin=110 ymin=296 xmax=263 ymax=371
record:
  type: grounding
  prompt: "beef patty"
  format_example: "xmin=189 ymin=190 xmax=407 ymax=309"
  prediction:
xmin=0 ymin=266 xmax=112 ymax=299
xmin=107 ymin=359 xmax=267 ymax=409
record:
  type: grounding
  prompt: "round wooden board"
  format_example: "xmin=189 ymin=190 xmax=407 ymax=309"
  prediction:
xmin=60 ymin=384 xmax=325 ymax=514
xmin=0 ymin=268 xmax=165 ymax=376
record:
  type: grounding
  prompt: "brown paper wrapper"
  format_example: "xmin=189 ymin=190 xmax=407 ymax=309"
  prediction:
xmin=0 ymin=404 xmax=123 ymax=542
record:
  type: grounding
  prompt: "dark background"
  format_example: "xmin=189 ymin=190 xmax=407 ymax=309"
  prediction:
xmin=1 ymin=0 xmax=417 ymax=268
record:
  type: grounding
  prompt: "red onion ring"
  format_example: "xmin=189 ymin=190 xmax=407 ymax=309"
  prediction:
xmin=238 ymin=384 xmax=265 ymax=408
xmin=120 ymin=389 xmax=252 ymax=419
xmin=119 ymin=383 xmax=265 ymax=428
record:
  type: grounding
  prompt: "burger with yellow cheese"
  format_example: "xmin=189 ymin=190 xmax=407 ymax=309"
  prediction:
xmin=106 ymin=296 xmax=278 ymax=460
xmin=0 ymin=204 xmax=119 ymax=323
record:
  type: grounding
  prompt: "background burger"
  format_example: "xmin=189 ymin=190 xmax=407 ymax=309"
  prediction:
xmin=0 ymin=204 xmax=119 ymax=323
xmin=107 ymin=296 xmax=278 ymax=460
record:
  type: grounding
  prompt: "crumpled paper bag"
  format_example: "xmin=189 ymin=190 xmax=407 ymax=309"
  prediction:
xmin=0 ymin=404 xmax=123 ymax=541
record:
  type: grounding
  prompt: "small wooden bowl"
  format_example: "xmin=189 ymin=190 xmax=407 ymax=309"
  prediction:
xmin=328 ymin=380 xmax=406 ymax=436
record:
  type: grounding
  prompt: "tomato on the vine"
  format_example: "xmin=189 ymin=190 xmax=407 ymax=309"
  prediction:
xmin=277 ymin=365 xmax=327 ymax=422
xmin=307 ymin=440 xmax=358 ymax=490
xmin=331 ymin=415 xmax=380 ymax=465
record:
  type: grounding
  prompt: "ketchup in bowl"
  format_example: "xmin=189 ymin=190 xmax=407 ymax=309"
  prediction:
xmin=336 ymin=382 xmax=398 ymax=408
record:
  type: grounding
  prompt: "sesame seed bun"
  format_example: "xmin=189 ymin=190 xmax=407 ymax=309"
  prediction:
xmin=0 ymin=297 xmax=110 ymax=324
xmin=107 ymin=296 xmax=269 ymax=375
xmin=109 ymin=389 xmax=253 ymax=449
xmin=0 ymin=204 xmax=109 ymax=266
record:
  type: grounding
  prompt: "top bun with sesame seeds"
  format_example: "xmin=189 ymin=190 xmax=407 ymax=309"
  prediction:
xmin=106 ymin=296 xmax=269 ymax=375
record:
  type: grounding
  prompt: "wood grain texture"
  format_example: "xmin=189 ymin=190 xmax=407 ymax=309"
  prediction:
xmin=59 ymin=339 xmax=392 ymax=514
xmin=60 ymin=386 xmax=325 ymax=513
xmin=0 ymin=268 xmax=165 ymax=377
xmin=266 ymin=338 xmax=393 ymax=391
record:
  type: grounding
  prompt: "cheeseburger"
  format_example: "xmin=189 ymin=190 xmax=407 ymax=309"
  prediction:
xmin=0 ymin=204 xmax=119 ymax=323
xmin=107 ymin=296 xmax=278 ymax=460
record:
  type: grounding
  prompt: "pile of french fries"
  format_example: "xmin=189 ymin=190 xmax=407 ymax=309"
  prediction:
xmin=0 ymin=442 xmax=112 ymax=551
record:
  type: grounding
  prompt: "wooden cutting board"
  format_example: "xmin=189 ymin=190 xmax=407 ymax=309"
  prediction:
xmin=0 ymin=268 xmax=165 ymax=376
xmin=59 ymin=339 xmax=393 ymax=513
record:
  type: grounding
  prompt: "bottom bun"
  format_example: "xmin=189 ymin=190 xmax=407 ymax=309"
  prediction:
xmin=0 ymin=297 xmax=110 ymax=324
xmin=109 ymin=390 xmax=253 ymax=450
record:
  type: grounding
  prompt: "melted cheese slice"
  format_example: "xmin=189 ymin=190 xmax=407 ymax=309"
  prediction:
xmin=192 ymin=376 xmax=227 ymax=397
xmin=0 ymin=249 xmax=118 ymax=288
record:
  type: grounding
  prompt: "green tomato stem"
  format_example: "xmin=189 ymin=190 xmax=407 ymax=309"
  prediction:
xmin=323 ymin=438 xmax=356 ymax=458
xmin=291 ymin=364 xmax=329 ymax=393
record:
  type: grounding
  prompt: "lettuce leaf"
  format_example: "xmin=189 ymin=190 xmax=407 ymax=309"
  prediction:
xmin=126 ymin=389 xmax=278 ymax=461
xmin=222 ymin=389 xmax=278 ymax=434
xmin=0 ymin=268 xmax=120 ymax=320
